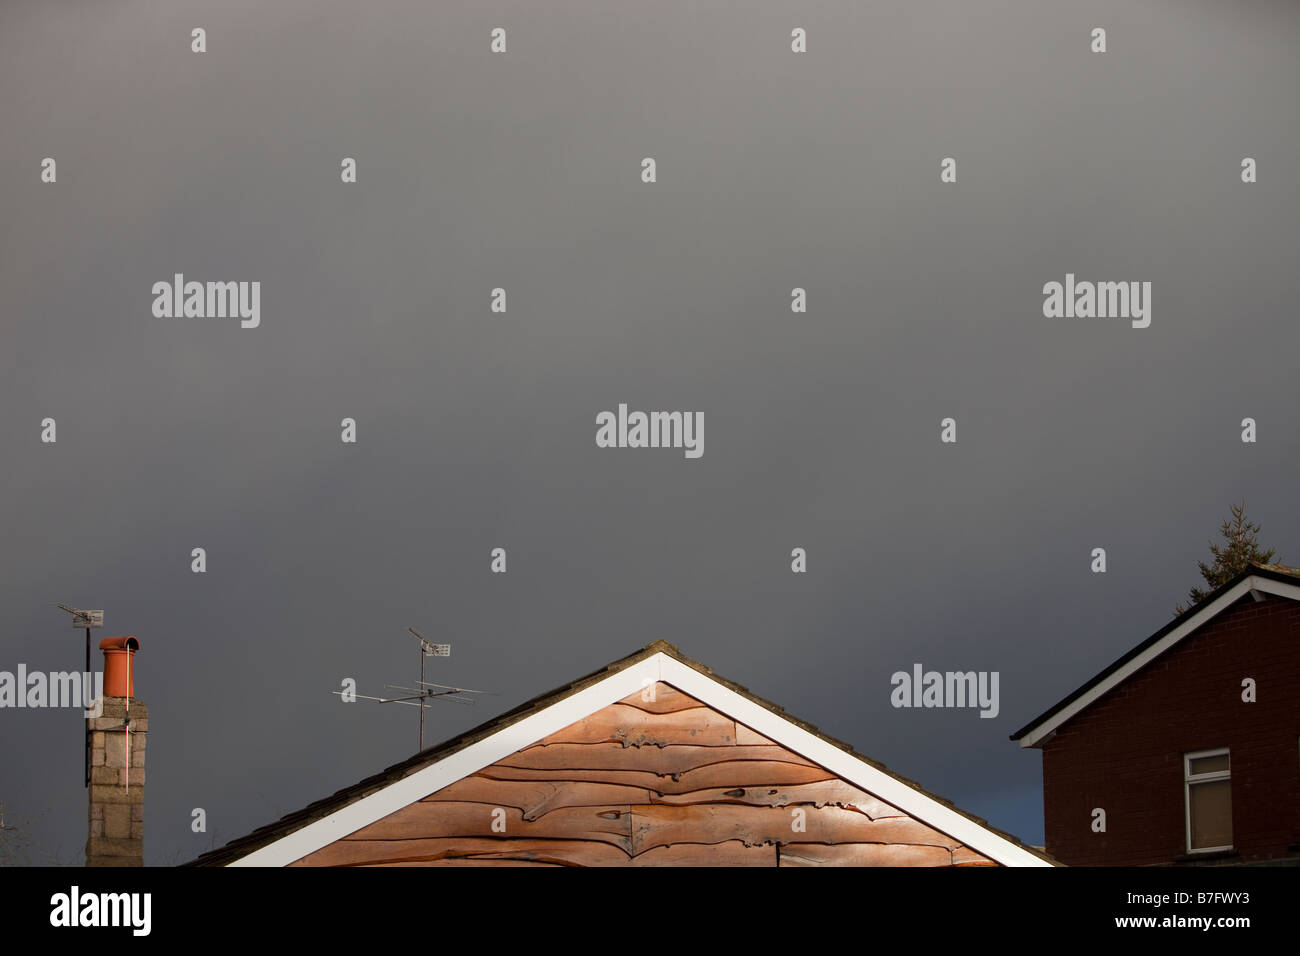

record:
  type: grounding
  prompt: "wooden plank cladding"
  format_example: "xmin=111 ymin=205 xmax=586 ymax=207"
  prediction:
xmin=289 ymin=683 xmax=995 ymax=867
xmin=532 ymin=703 xmax=738 ymax=748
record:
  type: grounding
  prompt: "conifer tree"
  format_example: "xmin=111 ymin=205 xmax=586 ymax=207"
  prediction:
xmin=1175 ymin=501 xmax=1278 ymax=615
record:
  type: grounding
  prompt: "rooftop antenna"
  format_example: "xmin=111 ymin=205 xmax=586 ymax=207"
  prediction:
xmin=55 ymin=603 xmax=103 ymax=787
xmin=333 ymin=628 xmax=495 ymax=750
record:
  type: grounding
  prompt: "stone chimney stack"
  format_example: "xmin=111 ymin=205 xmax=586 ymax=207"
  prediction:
xmin=87 ymin=636 xmax=146 ymax=867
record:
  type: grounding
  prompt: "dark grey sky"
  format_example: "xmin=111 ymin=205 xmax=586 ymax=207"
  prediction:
xmin=2 ymin=0 xmax=1297 ymax=865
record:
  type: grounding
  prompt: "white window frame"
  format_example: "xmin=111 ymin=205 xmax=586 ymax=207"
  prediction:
xmin=1184 ymin=747 xmax=1233 ymax=854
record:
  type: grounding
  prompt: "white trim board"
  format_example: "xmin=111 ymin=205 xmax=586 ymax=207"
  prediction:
xmin=229 ymin=652 xmax=1050 ymax=867
xmin=1016 ymin=575 xmax=1300 ymax=749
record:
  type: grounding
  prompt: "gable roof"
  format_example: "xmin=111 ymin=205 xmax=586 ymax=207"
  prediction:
xmin=188 ymin=641 xmax=1054 ymax=867
xmin=1011 ymin=564 xmax=1300 ymax=748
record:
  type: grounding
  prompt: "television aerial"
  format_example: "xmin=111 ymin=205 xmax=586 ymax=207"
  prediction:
xmin=333 ymin=628 xmax=494 ymax=750
xmin=55 ymin=603 xmax=103 ymax=787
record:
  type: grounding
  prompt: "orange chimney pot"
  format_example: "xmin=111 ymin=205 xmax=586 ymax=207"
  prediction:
xmin=99 ymin=636 xmax=140 ymax=698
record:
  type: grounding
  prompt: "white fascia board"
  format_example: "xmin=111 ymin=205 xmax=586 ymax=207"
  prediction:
xmin=656 ymin=657 xmax=1051 ymax=867
xmin=230 ymin=655 xmax=664 ymax=866
xmin=1017 ymin=576 xmax=1300 ymax=750
xmin=232 ymin=651 xmax=1049 ymax=867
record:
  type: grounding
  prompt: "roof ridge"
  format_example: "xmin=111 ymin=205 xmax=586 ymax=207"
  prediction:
xmin=187 ymin=641 xmax=1056 ymax=867
xmin=1011 ymin=563 xmax=1300 ymax=744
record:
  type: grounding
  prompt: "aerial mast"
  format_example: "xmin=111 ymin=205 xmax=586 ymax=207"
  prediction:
xmin=333 ymin=628 xmax=493 ymax=751
xmin=55 ymin=603 xmax=104 ymax=787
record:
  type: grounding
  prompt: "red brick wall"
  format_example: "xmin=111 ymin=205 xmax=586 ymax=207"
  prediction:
xmin=1042 ymin=595 xmax=1300 ymax=866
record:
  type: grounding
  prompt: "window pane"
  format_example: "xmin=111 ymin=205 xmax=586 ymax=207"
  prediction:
xmin=1189 ymin=779 xmax=1232 ymax=850
xmin=1189 ymin=753 xmax=1229 ymax=776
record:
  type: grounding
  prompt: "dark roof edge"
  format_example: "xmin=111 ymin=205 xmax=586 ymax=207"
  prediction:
xmin=1009 ymin=564 xmax=1300 ymax=742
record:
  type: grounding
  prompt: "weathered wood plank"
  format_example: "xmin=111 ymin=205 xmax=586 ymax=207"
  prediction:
xmin=734 ymin=723 xmax=777 ymax=746
xmin=650 ymin=779 xmax=905 ymax=818
xmin=345 ymin=802 xmax=634 ymax=852
xmin=534 ymin=703 xmax=737 ymax=748
xmin=671 ymin=760 xmax=834 ymax=791
xmin=778 ymin=843 xmax=955 ymax=867
xmin=630 ymin=841 xmax=777 ymax=867
xmin=421 ymin=776 xmax=651 ymax=820
xmin=294 ymin=837 xmax=631 ymax=867
xmin=478 ymin=760 xmax=835 ymax=794
xmin=364 ymin=859 xmax=563 ymax=867
xmin=335 ymin=842 xmax=774 ymax=863
xmin=500 ymin=742 xmax=821 ymax=775
xmin=951 ymin=845 xmax=996 ymax=865
xmin=478 ymin=765 xmax=672 ymax=791
xmin=629 ymin=804 xmax=962 ymax=854
xmin=616 ymin=683 xmax=706 ymax=715
xmin=298 ymin=835 xmax=970 ymax=867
